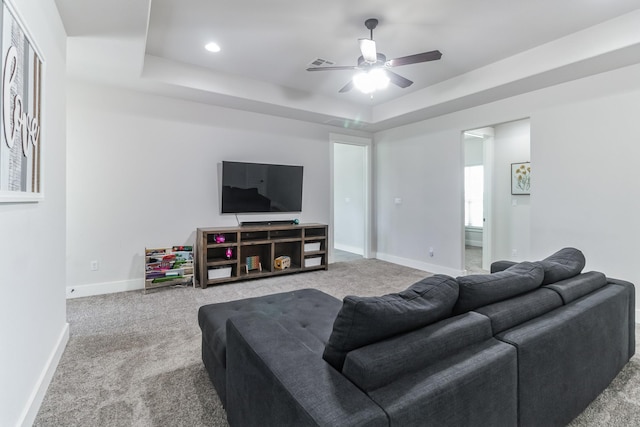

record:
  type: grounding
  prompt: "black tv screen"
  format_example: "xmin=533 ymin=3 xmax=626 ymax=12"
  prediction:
xmin=221 ymin=161 xmax=304 ymax=213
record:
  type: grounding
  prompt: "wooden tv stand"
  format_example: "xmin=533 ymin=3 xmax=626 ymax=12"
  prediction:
xmin=195 ymin=223 xmax=328 ymax=288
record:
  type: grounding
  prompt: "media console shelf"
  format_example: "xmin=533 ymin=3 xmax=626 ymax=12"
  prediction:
xmin=195 ymin=223 xmax=328 ymax=288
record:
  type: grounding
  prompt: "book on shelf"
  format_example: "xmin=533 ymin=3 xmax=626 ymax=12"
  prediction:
xmin=164 ymin=268 xmax=184 ymax=277
xmin=173 ymin=251 xmax=193 ymax=261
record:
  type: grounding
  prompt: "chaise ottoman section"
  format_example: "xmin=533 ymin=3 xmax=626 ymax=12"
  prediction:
xmin=198 ymin=288 xmax=342 ymax=406
xmin=225 ymin=313 xmax=388 ymax=427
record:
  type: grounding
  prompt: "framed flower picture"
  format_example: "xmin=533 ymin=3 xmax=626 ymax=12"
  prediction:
xmin=511 ymin=162 xmax=530 ymax=195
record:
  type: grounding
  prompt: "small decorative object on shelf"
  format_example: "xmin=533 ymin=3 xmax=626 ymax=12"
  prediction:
xmin=225 ymin=247 xmax=233 ymax=259
xmin=144 ymin=246 xmax=194 ymax=293
xmin=245 ymin=255 xmax=262 ymax=273
xmin=274 ymin=255 xmax=291 ymax=270
xmin=214 ymin=234 xmax=226 ymax=243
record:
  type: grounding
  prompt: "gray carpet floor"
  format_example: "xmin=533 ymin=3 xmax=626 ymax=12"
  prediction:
xmin=35 ymin=258 xmax=640 ymax=426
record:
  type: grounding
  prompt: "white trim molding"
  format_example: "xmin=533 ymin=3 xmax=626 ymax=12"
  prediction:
xmin=376 ymin=252 xmax=465 ymax=277
xmin=19 ymin=322 xmax=69 ymax=427
xmin=66 ymin=279 xmax=144 ymax=299
xmin=334 ymin=243 xmax=364 ymax=256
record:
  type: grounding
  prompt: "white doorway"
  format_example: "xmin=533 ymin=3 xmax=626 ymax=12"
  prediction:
xmin=330 ymin=134 xmax=372 ymax=263
xmin=462 ymin=119 xmax=531 ymax=273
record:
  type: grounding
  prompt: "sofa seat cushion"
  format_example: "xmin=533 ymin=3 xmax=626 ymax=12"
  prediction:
xmin=539 ymin=247 xmax=586 ymax=285
xmin=323 ymin=274 xmax=459 ymax=371
xmin=454 ymin=262 xmax=544 ymax=314
xmin=342 ymin=312 xmax=492 ymax=391
xmin=473 ymin=288 xmax=563 ymax=334
xmin=198 ymin=288 xmax=341 ymax=368
xmin=544 ymin=271 xmax=607 ymax=304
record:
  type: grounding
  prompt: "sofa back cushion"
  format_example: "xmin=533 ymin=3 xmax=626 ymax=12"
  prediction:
xmin=454 ymin=262 xmax=544 ymax=314
xmin=544 ymin=271 xmax=607 ymax=304
xmin=473 ymin=288 xmax=563 ymax=334
xmin=539 ymin=247 xmax=586 ymax=285
xmin=322 ymin=275 xmax=459 ymax=371
xmin=342 ymin=312 xmax=492 ymax=391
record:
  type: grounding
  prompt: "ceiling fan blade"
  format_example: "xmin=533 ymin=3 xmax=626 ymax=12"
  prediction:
xmin=358 ymin=38 xmax=377 ymax=64
xmin=306 ymin=65 xmax=359 ymax=72
xmin=386 ymin=50 xmax=442 ymax=67
xmin=385 ymin=70 xmax=413 ymax=88
xmin=338 ymin=80 xmax=354 ymax=93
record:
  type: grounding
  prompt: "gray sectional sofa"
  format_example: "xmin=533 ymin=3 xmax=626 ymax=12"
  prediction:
xmin=198 ymin=248 xmax=635 ymax=426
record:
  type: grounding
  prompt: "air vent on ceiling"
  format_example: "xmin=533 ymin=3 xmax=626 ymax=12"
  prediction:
xmin=309 ymin=58 xmax=335 ymax=67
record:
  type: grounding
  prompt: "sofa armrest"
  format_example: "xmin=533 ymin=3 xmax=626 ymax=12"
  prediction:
xmin=225 ymin=313 xmax=387 ymax=427
xmin=607 ymin=277 xmax=636 ymax=359
xmin=490 ymin=260 xmax=518 ymax=273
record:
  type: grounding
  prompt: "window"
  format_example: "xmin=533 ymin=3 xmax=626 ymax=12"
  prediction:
xmin=465 ymin=165 xmax=484 ymax=227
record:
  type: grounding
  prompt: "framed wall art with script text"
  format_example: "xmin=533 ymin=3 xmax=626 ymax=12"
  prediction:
xmin=0 ymin=0 xmax=44 ymax=203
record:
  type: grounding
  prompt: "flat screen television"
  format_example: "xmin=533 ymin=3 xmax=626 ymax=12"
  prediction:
xmin=221 ymin=161 xmax=304 ymax=213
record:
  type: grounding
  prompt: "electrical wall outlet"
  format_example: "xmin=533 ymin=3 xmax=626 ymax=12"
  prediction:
xmin=90 ymin=260 xmax=99 ymax=271
xmin=511 ymin=249 xmax=518 ymax=257
xmin=429 ymin=247 xmax=434 ymax=257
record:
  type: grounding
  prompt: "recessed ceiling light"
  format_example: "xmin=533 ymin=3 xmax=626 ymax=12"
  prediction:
xmin=205 ymin=42 xmax=221 ymax=53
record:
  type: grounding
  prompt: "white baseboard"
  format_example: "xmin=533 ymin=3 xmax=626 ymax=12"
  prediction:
xmin=376 ymin=252 xmax=464 ymax=277
xmin=67 ymin=279 xmax=143 ymax=299
xmin=334 ymin=243 xmax=364 ymax=256
xmin=20 ymin=322 xmax=69 ymax=427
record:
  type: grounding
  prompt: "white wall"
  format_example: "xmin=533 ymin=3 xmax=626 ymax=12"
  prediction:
xmin=375 ymin=127 xmax=464 ymax=276
xmin=333 ymin=143 xmax=365 ymax=255
xmin=491 ymin=119 xmax=531 ymax=261
xmin=66 ymin=80 xmax=367 ymax=296
xmin=0 ymin=1 xmax=68 ymax=426
xmin=374 ymin=61 xmax=640 ymax=301
xmin=531 ymin=90 xmax=640 ymax=279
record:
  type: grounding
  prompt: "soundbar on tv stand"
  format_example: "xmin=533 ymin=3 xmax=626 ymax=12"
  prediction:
xmin=241 ymin=220 xmax=298 ymax=226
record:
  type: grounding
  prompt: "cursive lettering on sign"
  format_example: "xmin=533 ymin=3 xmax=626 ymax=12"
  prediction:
xmin=3 ymin=45 xmax=40 ymax=157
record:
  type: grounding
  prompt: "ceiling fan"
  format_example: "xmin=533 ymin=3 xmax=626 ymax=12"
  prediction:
xmin=306 ymin=18 xmax=442 ymax=94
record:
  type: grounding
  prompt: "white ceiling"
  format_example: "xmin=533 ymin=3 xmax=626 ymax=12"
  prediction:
xmin=55 ymin=0 xmax=640 ymax=131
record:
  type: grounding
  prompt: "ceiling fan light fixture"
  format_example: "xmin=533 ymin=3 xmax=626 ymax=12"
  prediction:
xmin=306 ymin=18 xmax=440 ymax=94
xmin=370 ymin=68 xmax=389 ymax=90
xmin=353 ymin=72 xmax=375 ymax=94
xmin=353 ymin=69 xmax=389 ymax=94
xmin=205 ymin=42 xmax=221 ymax=53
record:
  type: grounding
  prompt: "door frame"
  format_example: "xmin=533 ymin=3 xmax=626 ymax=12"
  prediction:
xmin=329 ymin=133 xmax=373 ymax=263
xmin=481 ymin=134 xmax=494 ymax=271
xmin=461 ymin=127 xmax=494 ymax=273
